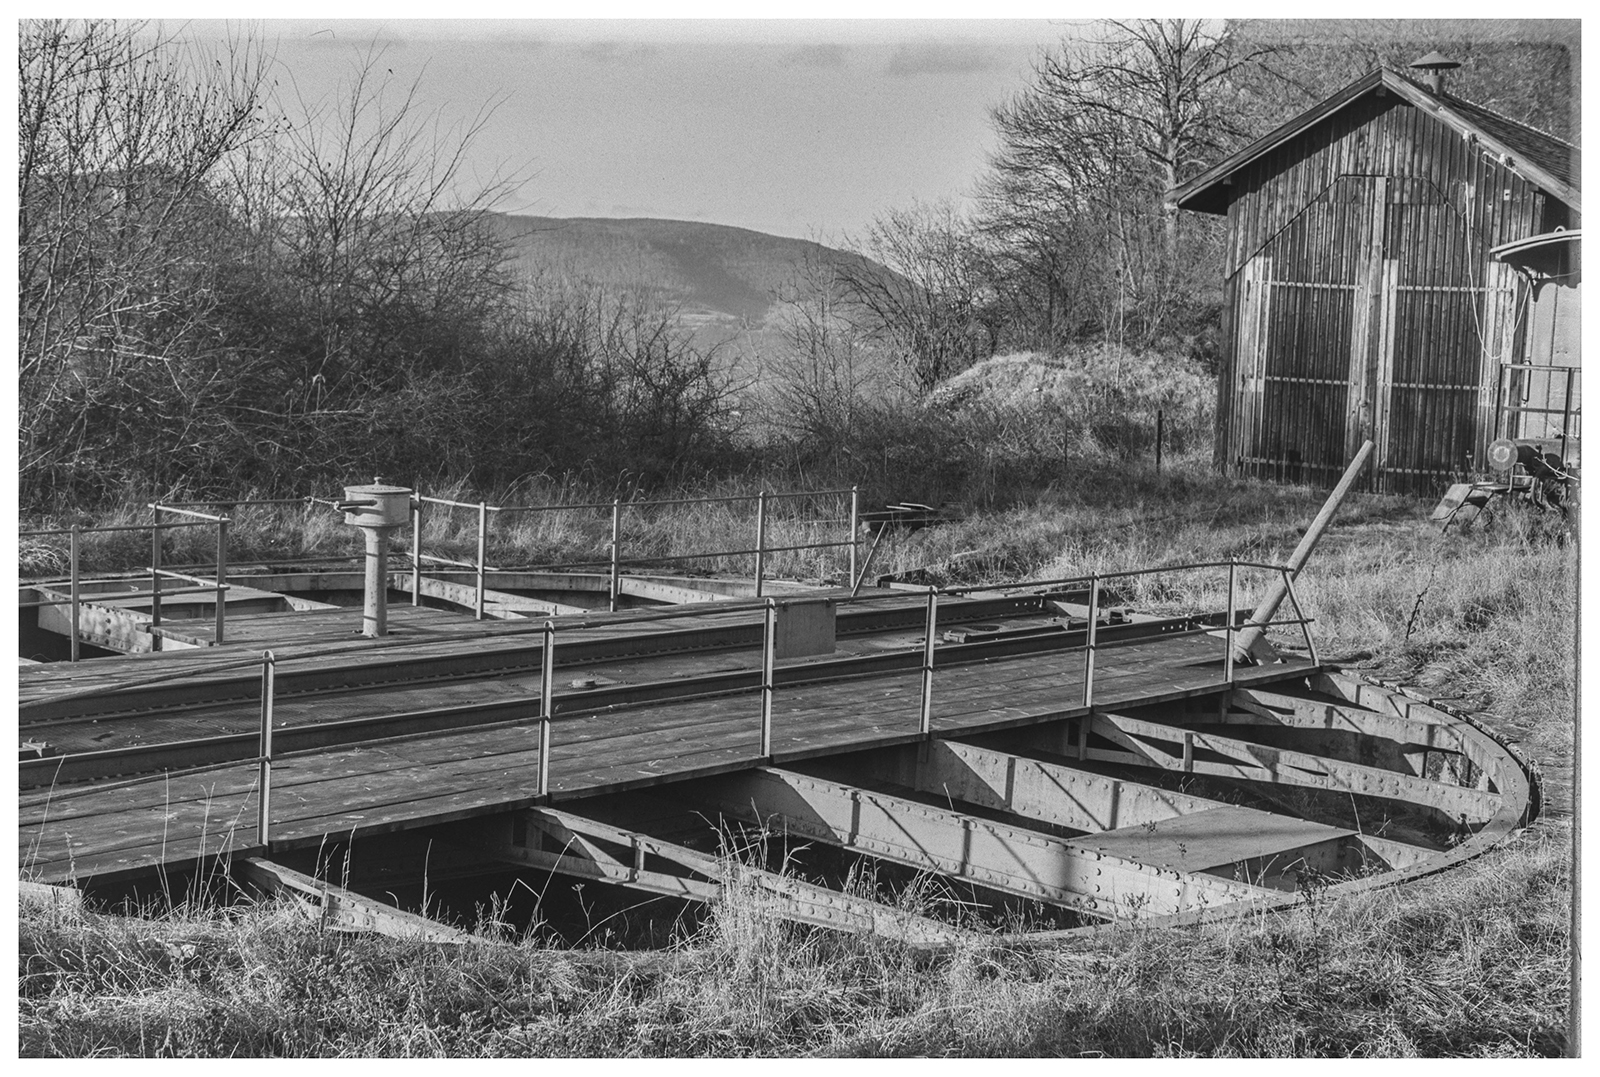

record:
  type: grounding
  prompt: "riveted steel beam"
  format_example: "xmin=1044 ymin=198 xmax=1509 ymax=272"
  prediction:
xmin=1090 ymin=711 xmax=1500 ymax=823
xmin=456 ymin=807 xmax=966 ymax=947
xmin=1230 ymin=687 xmax=1468 ymax=752
xmin=818 ymin=738 xmax=1226 ymax=833
xmin=1309 ymin=672 xmax=1516 ymax=792
xmin=808 ymin=739 xmax=1376 ymax=890
xmin=236 ymin=857 xmax=478 ymax=943
xmin=686 ymin=768 xmax=1265 ymax=920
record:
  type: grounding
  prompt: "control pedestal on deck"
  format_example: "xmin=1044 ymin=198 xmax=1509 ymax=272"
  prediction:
xmin=341 ymin=481 xmax=413 ymax=638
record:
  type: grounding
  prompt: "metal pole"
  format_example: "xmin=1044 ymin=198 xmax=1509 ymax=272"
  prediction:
xmin=539 ymin=620 xmax=555 ymax=798
xmin=1234 ymin=439 xmax=1373 ymax=661
xmin=1561 ymin=371 xmax=1576 ymax=464
xmin=848 ymin=486 xmax=859 ymax=588
xmin=1224 ymin=558 xmax=1238 ymax=685
xmin=1082 ymin=574 xmax=1099 ymax=707
xmin=760 ymin=598 xmax=776 ymax=757
xmin=360 ymin=528 xmax=390 ymax=638
xmin=69 ymin=525 xmax=80 ymax=663
xmin=149 ymin=510 xmax=162 ymax=648
xmin=609 ymin=499 xmax=622 ymax=613
xmin=1281 ymin=568 xmax=1320 ymax=667
xmin=258 ymin=650 xmax=275 ymax=845
xmin=851 ymin=524 xmax=887 ymax=598
xmin=411 ymin=497 xmax=422 ymax=607
xmin=475 ymin=501 xmax=488 ymax=621
xmin=754 ymin=491 xmax=768 ymax=598
xmin=920 ymin=586 xmax=937 ymax=735
xmin=214 ymin=518 xmax=228 ymax=646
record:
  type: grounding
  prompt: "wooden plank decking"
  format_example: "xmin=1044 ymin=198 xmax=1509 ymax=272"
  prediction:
xmin=19 ymin=627 xmax=1318 ymax=885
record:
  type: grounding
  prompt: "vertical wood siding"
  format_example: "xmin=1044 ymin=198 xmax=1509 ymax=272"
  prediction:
xmin=1218 ymin=93 xmax=1548 ymax=494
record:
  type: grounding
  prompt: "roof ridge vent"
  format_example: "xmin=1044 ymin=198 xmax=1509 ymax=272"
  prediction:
xmin=1410 ymin=51 xmax=1462 ymax=95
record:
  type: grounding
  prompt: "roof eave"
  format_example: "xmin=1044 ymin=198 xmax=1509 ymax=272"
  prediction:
xmin=1168 ymin=67 xmax=1581 ymax=216
xmin=1392 ymin=80 xmax=1581 ymax=214
xmin=1168 ymin=69 xmax=1389 ymax=215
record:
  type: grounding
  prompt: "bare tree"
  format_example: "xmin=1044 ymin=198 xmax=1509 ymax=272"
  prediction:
xmin=262 ymin=53 xmax=515 ymax=402
xmin=17 ymin=19 xmax=271 ymax=498
xmin=764 ymin=250 xmax=889 ymax=464
xmin=832 ymin=200 xmax=996 ymax=393
xmin=978 ymin=19 xmax=1278 ymax=347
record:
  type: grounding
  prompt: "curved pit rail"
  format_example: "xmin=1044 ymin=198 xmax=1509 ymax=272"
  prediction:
xmin=980 ymin=669 xmax=1542 ymax=943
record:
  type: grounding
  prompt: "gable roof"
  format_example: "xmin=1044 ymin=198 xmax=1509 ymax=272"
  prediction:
xmin=1170 ymin=67 xmax=1580 ymax=216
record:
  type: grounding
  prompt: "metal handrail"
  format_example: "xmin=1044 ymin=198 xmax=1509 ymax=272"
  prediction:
xmin=22 ymin=562 xmax=1320 ymax=839
xmin=410 ymin=485 xmax=863 ymax=619
xmin=149 ymin=503 xmax=228 ymax=523
xmin=21 ymin=520 xmax=213 ymax=537
xmin=20 ymin=511 xmax=235 ymax=659
xmin=18 ymin=584 xmax=227 ymax=610
xmin=525 ymin=559 xmax=1317 ymax=813
xmin=153 ymin=497 xmax=327 ymax=508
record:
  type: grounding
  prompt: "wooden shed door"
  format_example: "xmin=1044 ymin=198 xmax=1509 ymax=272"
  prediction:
xmin=1371 ymin=179 xmax=1498 ymax=492
xmin=1231 ymin=179 xmax=1363 ymax=486
xmin=1232 ymin=176 xmax=1503 ymax=493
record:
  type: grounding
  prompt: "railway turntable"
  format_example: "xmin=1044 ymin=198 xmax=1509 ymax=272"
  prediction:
xmin=18 ymin=566 xmax=1539 ymax=945
xmin=16 ymin=458 xmax=1541 ymax=943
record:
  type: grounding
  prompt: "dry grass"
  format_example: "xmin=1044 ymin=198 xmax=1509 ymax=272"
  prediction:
xmin=17 ymin=826 xmax=1571 ymax=1057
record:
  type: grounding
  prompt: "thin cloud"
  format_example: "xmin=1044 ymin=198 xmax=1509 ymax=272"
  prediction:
xmin=781 ymin=43 xmax=849 ymax=70
xmin=297 ymin=29 xmax=409 ymax=51
xmin=885 ymin=43 xmax=1006 ymax=77
xmin=578 ymin=41 xmax=658 ymax=65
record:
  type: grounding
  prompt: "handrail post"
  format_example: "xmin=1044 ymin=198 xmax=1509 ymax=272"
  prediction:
xmin=1281 ymin=567 xmax=1320 ymax=667
xmin=258 ymin=650 xmax=275 ymax=846
xmin=411 ymin=495 xmax=422 ymax=607
xmin=214 ymin=517 xmax=228 ymax=646
xmin=754 ymin=491 xmax=768 ymax=598
xmin=539 ymin=620 xmax=555 ymax=798
xmin=847 ymin=486 xmax=859 ymax=588
xmin=69 ymin=524 xmax=80 ymax=663
xmin=1082 ymin=574 xmax=1100 ymax=706
xmin=475 ymin=500 xmax=488 ymax=620
xmin=149 ymin=509 xmax=162 ymax=649
xmin=920 ymin=586 xmax=937 ymax=735
xmin=1224 ymin=558 xmax=1238 ymax=685
xmin=609 ymin=499 xmax=622 ymax=613
xmin=760 ymin=598 xmax=777 ymax=757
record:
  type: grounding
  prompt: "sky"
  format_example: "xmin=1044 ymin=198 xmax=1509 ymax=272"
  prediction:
xmin=173 ymin=14 xmax=1085 ymax=242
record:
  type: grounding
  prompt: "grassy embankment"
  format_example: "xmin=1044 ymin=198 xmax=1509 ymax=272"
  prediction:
xmin=16 ymin=455 xmax=1576 ymax=1056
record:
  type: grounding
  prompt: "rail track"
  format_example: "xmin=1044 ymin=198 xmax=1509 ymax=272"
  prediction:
xmin=21 ymin=593 xmax=1206 ymax=789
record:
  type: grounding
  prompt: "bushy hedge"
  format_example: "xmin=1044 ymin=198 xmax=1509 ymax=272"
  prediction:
xmin=757 ymin=346 xmax=1215 ymax=508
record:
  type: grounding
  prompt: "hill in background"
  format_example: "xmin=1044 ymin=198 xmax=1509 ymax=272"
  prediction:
xmin=487 ymin=215 xmax=892 ymax=391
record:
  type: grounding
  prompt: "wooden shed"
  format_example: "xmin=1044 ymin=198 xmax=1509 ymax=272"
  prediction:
xmin=1170 ymin=64 xmax=1581 ymax=495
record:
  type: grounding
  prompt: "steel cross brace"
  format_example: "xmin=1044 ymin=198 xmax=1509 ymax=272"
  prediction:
xmin=458 ymin=807 xmax=967 ymax=947
xmin=834 ymin=737 xmax=1229 ymax=834
xmin=237 ymin=857 xmax=478 ymax=943
xmin=1230 ymin=687 xmax=1469 ymax=752
xmin=1089 ymin=710 xmax=1501 ymax=822
xmin=686 ymin=767 xmax=1264 ymax=920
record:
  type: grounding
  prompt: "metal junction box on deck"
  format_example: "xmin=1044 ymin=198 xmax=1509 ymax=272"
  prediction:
xmin=774 ymin=597 xmax=836 ymax=659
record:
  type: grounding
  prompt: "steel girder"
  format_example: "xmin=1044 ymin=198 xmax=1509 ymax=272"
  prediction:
xmin=1228 ymin=687 xmax=1469 ymax=753
xmin=687 ymin=767 xmax=1266 ymax=920
xmin=819 ymin=738 xmax=1373 ymax=877
xmin=826 ymin=738 xmax=1235 ymax=832
xmin=455 ymin=806 xmax=967 ymax=946
xmin=1086 ymin=710 xmax=1502 ymax=823
xmin=236 ymin=857 xmax=479 ymax=943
